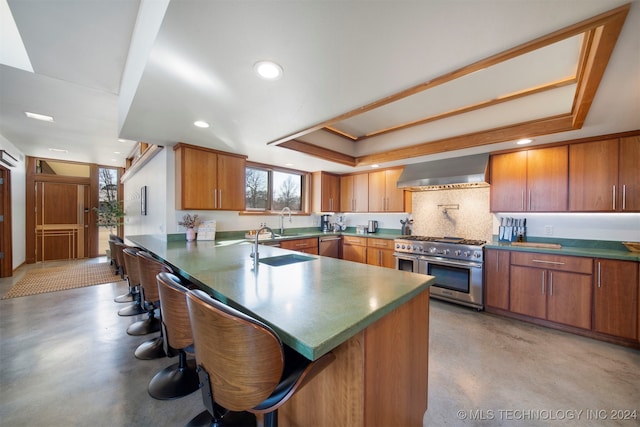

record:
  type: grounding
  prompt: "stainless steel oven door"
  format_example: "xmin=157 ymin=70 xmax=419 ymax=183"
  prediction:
xmin=422 ymin=256 xmax=483 ymax=310
xmin=394 ymin=253 xmax=425 ymax=274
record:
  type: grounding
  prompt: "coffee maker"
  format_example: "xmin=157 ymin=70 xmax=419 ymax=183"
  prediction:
xmin=320 ymin=214 xmax=331 ymax=232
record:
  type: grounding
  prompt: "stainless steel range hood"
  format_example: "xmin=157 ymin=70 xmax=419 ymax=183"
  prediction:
xmin=396 ymin=153 xmax=490 ymax=191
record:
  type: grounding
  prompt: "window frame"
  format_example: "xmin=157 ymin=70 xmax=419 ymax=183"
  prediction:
xmin=243 ymin=161 xmax=311 ymax=215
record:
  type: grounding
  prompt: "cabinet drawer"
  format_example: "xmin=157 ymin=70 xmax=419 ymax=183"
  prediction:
xmin=343 ymin=236 xmax=367 ymax=246
xmin=366 ymin=238 xmax=394 ymax=250
xmin=280 ymin=238 xmax=318 ymax=250
xmin=510 ymin=252 xmax=592 ymax=274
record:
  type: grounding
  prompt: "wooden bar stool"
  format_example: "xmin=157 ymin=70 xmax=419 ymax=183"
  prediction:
xmin=185 ymin=289 xmax=335 ymax=427
xmin=148 ymin=272 xmax=199 ymax=400
xmin=133 ymin=251 xmax=173 ymax=360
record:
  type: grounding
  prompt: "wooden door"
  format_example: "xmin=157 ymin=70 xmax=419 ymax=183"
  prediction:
xmin=569 ymin=139 xmax=619 ymax=211
xmin=485 ymin=249 xmax=510 ymax=310
xmin=384 ymin=168 xmax=405 ymax=212
xmin=0 ymin=167 xmax=12 ymax=277
xmin=176 ymin=146 xmax=218 ymax=209
xmin=527 ymin=146 xmax=568 ymax=211
xmin=546 ymin=271 xmax=592 ymax=329
xmin=594 ymin=259 xmax=638 ymax=339
xmin=619 ymin=136 xmax=640 ymax=211
xmin=368 ymin=171 xmax=386 ymax=212
xmin=217 ymin=154 xmax=246 ymax=210
xmin=510 ymin=266 xmax=546 ymax=319
xmin=490 ymin=151 xmax=527 ymax=212
xmin=35 ymin=182 xmax=89 ymax=261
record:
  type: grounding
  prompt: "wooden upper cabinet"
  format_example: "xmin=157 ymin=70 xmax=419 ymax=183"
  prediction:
xmin=368 ymin=168 xmax=406 ymax=212
xmin=569 ymin=137 xmax=639 ymax=212
xmin=312 ymin=172 xmax=340 ymax=212
xmin=490 ymin=147 xmax=567 ymax=212
xmin=490 ymin=151 xmax=527 ymax=212
xmin=174 ymin=143 xmax=246 ymax=210
xmin=618 ymin=136 xmax=640 ymax=211
xmin=340 ymin=174 xmax=368 ymax=212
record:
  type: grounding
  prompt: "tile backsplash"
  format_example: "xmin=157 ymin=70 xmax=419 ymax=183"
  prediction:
xmin=411 ymin=187 xmax=492 ymax=241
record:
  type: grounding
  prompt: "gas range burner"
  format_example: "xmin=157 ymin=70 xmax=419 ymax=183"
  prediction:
xmin=400 ymin=236 xmax=486 ymax=246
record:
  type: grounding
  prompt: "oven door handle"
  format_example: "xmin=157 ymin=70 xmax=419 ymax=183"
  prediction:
xmin=420 ymin=256 xmax=483 ymax=269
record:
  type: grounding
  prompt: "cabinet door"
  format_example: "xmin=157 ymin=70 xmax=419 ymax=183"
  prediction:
xmin=340 ymin=175 xmax=355 ymax=212
xmin=342 ymin=243 xmax=366 ymax=263
xmin=368 ymin=171 xmax=386 ymax=212
xmin=385 ymin=168 xmax=405 ymax=212
xmin=217 ymin=154 xmax=246 ymax=210
xmin=353 ymin=173 xmax=369 ymax=212
xmin=619 ymin=136 xmax=640 ymax=211
xmin=594 ymin=259 xmax=638 ymax=339
xmin=177 ymin=147 xmax=218 ymax=209
xmin=324 ymin=173 xmax=340 ymax=212
xmin=485 ymin=249 xmax=510 ymax=310
xmin=366 ymin=248 xmax=395 ymax=268
xmin=569 ymin=139 xmax=619 ymax=211
xmin=546 ymin=271 xmax=592 ymax=329
xmin=490 ymin=151 xmax=527 ymax=212
xmin=527 ymin=146 xmax=568 ymax=211
xmin=510 ymin=266 xmax=546 ymax=319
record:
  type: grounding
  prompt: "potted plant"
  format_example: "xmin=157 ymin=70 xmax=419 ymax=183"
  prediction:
xmin=179 ymin=214 xmax=201 ymax=241
xmin=94 ymin=200 xmax=125 ymax=234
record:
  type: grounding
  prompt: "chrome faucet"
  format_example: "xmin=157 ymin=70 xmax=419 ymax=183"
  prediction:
xmin=279 ymin=207 xmax=292 ymax=235
xmin=251 ymin=226 xmax=274 ymax=268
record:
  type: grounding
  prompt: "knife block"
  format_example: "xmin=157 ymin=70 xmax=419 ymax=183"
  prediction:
xmin=499 ymin=226 xmax=526 ymax=242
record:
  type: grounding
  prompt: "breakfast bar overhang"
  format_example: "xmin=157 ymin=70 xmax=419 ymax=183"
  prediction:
xmin=127 ymin=235 xmax=434 ymax=426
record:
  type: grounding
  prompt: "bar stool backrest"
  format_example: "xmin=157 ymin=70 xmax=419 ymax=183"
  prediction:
xmin=156 ymin=272 xmax=194 ymax=351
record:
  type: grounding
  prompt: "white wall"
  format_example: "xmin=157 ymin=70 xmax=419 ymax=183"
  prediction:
xmin=0 ymin=135 xmax=26 ymax=269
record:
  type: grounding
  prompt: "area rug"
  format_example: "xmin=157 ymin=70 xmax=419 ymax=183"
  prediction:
xmin=1 ymin=263 xmax=124 ymax=299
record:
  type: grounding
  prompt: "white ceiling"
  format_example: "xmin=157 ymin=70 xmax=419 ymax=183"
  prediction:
xmin=1 ymin=0 xmax=638 ymax=174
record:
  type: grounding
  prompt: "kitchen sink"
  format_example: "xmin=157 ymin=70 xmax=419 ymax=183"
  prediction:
xmin=258 ymin=254 xmax=316 ymax=267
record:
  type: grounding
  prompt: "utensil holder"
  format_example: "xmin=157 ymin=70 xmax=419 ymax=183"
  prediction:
xmin=499 ymin=226 xmax=526 ymax=242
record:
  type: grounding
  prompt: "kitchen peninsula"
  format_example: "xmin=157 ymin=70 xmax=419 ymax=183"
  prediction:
xmin=126 ymin=234 xmax=433 ymax=427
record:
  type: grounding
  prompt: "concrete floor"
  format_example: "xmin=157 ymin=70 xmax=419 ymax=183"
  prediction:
xmin=1 ymin=258 xmax=638 ymax=427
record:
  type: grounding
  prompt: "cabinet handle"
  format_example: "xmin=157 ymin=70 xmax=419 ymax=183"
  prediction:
xmin=528 ymin=190 xmax=532 ymax=211
xmin=214 ymin=189 xmax=218 ymax=208
xmin=597 ymin=261 xmax=601 ymax=288
xmin=521 ymin=190 xmax=525 ymax=211
xmin=219 ymin=189 xmax=222 ymax=209
xmin=612 ymin=185 xmax=616 ymax=210
xmin=541 ymin=271 xmax=545 ymax=294
xmin=496 ymin=254 xmax=499 ymax=272
xmin=622 ymin=185 xmax=626 ymax=211
xmin=532 ymin=259 xmax=565 ymax=265
xmin=549 ymin=272 xmax=553 ymax=296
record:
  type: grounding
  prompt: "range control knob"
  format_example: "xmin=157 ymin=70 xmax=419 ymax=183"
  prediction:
xmin=454 ymin=250 xmax=462 ymax=256
xmin=429 ymin=247 xmax=437 ymax=254
xmin=473 ymin=252 xmax=482 ymax=258
xmin=463 ymin=251 xmax=471 ymax=257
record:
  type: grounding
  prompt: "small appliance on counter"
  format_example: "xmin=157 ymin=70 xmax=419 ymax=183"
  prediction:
xmin=320 ymin=214 xmax=332 ymax=232
xmin=400 ymin=217 xmax=413 ymax=235
xmin=367 ymin=220 xmax=378 ymax=233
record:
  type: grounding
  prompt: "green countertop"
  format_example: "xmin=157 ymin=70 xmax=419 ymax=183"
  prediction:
xmin=126 ymin=234 xmax=433 ymax=361
xmin=485 ymin=239 xmax=640 ymax=262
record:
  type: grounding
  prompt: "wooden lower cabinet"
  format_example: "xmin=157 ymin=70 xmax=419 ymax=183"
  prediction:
xmin=366 ymin=238 xmax=395 ymax=268
xmin=485 ymin=249 xmax=510 ymax=310
xmin=510 ymin=254 xmax=592 ymax=329
xmin=280 ymin=238 xmax=319 ymax=255
xmin=342 ymin=236 xmax=367 ymax=263
xmin=593 ymin=258 xmax=638 ymax=340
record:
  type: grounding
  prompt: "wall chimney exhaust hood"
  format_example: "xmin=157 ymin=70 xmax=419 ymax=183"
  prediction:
xmin=396 ymin=153 xmax=490 ymax=191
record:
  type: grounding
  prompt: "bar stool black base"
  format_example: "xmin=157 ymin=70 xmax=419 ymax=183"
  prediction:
xmin=118 ymin=303 xmax=146 ymax=316
xmin=186 ymin=410 xmax=256 ymax=427
xmin=134 ymin=336 xmax=166 ymax=360
xmin=126 ymin=316 xmax=161 ymax=336
xmin=114 ymin=292 xmax=134 ymax=303
xmin=148 ymin=356 xmax=199 ymax=400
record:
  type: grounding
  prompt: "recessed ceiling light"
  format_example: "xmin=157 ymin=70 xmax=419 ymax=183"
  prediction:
xmin=285 ymin=163 xmax=294 ymax=167
xmin=25 ymin=111 xmax=54 ymax=122
xmin=194 ymin=120 xmax=210 ymax=128
xmin=114 ymin=151 xmax=121 ymax=154
xmin=371 ymin=164 xmax=380 ymax=168
xmin=516 ymin=138 xmax=533 ymax=145
xmin=254 ymin=60 xmax=283 ymax=80
xmin=48 ymin=148 xmax=68 ymax=153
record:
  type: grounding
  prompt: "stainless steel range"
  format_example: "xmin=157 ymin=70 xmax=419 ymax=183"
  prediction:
xmin=394 ymin=236 xmax=485 ymax=310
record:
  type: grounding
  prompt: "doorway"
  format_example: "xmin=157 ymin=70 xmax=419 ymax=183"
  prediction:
xmin=35 ymin=182 xmax=90 ymax=262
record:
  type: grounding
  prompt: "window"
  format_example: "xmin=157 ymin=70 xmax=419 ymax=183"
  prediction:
xmin=246 ymin=164 xmax=305 ymax=211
